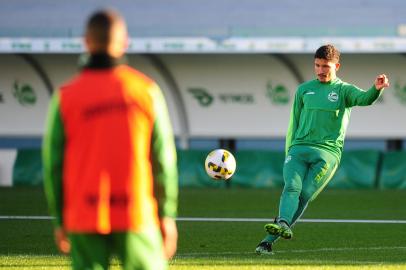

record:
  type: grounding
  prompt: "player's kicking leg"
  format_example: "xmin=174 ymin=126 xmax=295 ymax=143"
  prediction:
xmin=256 ymin=146 xmax=339 ymax=254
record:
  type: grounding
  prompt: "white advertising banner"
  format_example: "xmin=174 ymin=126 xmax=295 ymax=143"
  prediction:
xmin=161 ymin=54 xmax=406 ymax=138
xmin=161 ymin=54 xmax=297 ymax=137
xmin=336 ymin=54 xmax=406 ymax=138
xmin=0 ymin=54 xmax=181 ymax=137
xmin=0 ymin=55 xmax=50 ymax=135
xmin=0 ymin=54 xmax=405 ymax=138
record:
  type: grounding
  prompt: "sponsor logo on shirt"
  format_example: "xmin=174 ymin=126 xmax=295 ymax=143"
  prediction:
xmin=328 ymin=91 xmax=338 ymax=102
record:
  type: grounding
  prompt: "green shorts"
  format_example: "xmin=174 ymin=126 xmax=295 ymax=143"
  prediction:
xmin=69 ymin=228 xmax=166 ymax=270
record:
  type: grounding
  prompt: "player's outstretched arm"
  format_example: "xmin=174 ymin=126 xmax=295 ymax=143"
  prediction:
xmin=344 ymin=74 xmax=389 ymax=107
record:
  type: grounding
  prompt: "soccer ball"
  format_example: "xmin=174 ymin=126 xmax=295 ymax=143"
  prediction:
xmin=204 ymin=149 xmax=236 ymax=180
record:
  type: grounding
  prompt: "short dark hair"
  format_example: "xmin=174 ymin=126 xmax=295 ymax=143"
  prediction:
xmin=314 ymin=44 xmax=340 ymax=63
xmin=85 ymin=9 xmax=123 ymax=51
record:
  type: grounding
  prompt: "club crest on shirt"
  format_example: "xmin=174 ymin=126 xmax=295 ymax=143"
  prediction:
xmin=328 ymin=91 xmax=338 ymax=102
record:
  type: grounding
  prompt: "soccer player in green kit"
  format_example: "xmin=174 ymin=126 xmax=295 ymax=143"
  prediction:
xmin=255 ymin=44 xmax=390 ymax=254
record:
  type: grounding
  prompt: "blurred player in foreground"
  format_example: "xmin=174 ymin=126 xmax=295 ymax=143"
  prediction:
xmin=255 ymin=44 xmax=389 ymax=254
xmin=43 ymin=9 xmax=178 ymax=269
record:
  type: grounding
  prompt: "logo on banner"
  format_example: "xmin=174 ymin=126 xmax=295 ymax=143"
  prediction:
xmin=266 ymin=81 xmax=290 ymax=105
xmin=13 ymin=81 xmax=37 ymax=106
xmin=188 ymin=88 xmax=214 ymax=107
xmin=394 ymin=81 xmax=406 ymax=104
xmin=219 ymin=94 xmax=254 ymax=104
xmin=188 ymin=87 xmax=255 ymax=107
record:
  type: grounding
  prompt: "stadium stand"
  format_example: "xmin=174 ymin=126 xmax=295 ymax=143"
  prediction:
xmin=1 ymin=0 xmax=406 ymax=38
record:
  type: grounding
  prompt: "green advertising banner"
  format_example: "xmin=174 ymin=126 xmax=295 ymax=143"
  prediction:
xmin=177 ymin=149 xmax=226 ymax=188
xmin=12 ymin=149 xmax=43 ymax=186
xmin=231 ymin=150 xmax=285 ymax=188
xmin=9 ymin=148 xmax=406 ymax=190
xmin=379 ymin=151 xmax=406 ymax=189
xmin=177 ymin=149 xmax=285 ymax=188
xmin=328 ymin=150 xmax=380 ymax=189
xmin=177 ymin=149 xmax=383 ymax=189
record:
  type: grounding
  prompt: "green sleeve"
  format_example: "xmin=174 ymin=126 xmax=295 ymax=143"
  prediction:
xmin=344 ymin=84 xmax=383 ymax=107
xmin=285 ymin=89 xmax=303 ymax=155
xmin=42 ymin=92 xmax=65 ymax=227
xmin=150 ymin=84 xmax=178 ymax=218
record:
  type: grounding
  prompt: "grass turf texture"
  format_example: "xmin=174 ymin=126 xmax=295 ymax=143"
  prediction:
xmin=0 ymin=187 xmax=405 ymax=269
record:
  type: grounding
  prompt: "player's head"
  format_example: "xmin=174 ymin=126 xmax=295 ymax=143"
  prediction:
xmin=314 ymin=44 xmax=340 ymax=83
xmin=85 ymin=9 xmax=128 ymax=58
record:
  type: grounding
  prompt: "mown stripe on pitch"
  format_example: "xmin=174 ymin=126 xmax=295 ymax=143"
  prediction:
xmin=177 ymin=246 xmax=406 ymax=257
xmin=1 ymin=216 xmax=406 ymax=224
xmin=176 ymin=217 xmax=406 ymax=224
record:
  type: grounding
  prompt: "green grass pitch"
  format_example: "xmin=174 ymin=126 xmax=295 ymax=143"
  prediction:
xmin=0 ymin=187 xmax=405 ymax=269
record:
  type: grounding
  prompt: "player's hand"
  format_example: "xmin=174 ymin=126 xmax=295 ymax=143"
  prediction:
xmin=160 ymin=217 xmax=178 ymax=259
xmin=54 ymin=227 xmax=70 ymax=254
xmin=375 ymin=74 xmax=389 ymax=90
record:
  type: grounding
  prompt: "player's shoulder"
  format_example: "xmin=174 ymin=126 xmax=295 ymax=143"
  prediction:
xmin=118 ymin=66 xmax=162 ymax=100
xmin=297 ymin=79 xmax=318 ymax=93
xmin=118 ymin=65 xmax=154 ymax=85
xmin=59 ymin=73 xmax=82 ymax=92
xmin=334 ymin=78 xmax=358 ymax=91
xmin=334 ymin=77 xmax=350 ymax=86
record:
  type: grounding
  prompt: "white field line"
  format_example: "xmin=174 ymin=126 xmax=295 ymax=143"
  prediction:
xmin=0 ymin=215 xmax=52 ymax=220
xmin=1 ymin=216 xmax=406 ymax=224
